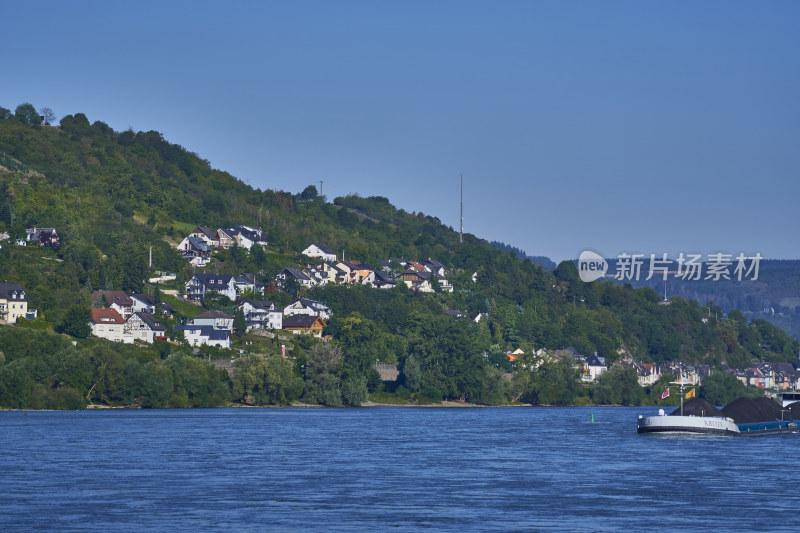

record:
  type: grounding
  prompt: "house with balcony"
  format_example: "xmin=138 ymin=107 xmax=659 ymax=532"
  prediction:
xmin=185 ymin=274 xmax=237 ymax=302
xmin=92 ymin=291 xmax=135 ymax=319
xmin=239 ymin=300 xmax=283 ymax=331
xmin=284 ymin=298 xmax=331 ymax=320
xmin=282 ymin=315 xmax=326 ymax=337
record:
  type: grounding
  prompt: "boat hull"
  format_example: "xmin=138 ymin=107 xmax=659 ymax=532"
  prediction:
xmin=637 ymin=415 xmax=739 ymax=436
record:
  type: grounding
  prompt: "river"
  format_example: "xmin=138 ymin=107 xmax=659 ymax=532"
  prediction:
xmin=1 ymin=406 xmax=798 ymax=531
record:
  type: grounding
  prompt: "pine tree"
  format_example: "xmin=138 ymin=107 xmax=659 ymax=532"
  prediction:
xmin=234 ymin=308 xmax=247 ymax=336
xmin=153 ymin=285 xmax=163 ymax=315
xmin=0 ymin=198 xmax=13 ymax=227
xmin=99 ymin=264 xmax=109 ymax=290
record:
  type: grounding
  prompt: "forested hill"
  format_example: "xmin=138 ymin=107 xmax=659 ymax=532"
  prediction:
xmin=1 ymin=103 xmax=798 ymax=387
xmin=610 ymin=259 xmax=800 ymax=342
xmin=0 ymin=109 xmax=481 ymax=272
xmin=489 ymin=241 xmax=556 ymax=270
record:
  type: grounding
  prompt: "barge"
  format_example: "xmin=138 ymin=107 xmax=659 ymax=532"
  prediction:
xmin=637 ymin=382 xmax=800 ymax=436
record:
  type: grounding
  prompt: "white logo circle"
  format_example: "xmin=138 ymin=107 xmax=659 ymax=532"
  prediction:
xmin=578 ymin=250 xmax=607 ymax=282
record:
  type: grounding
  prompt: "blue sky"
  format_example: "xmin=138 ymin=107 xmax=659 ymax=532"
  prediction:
xmin=3 ymin=1 xmax=799 ymax=261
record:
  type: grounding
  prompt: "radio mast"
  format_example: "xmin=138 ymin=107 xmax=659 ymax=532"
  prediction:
xmin=460 ymin=174 xmax=463 ymax=244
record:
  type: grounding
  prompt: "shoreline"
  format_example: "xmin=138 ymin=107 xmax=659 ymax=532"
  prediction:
xmin=2 ymin=402 xmax=673 ymax=411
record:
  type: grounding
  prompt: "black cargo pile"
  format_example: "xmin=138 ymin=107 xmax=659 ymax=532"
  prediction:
xmin=669 ymin=398 xmax=723 ymax=418
xmin=784 ymin=401 xmax=800 ymax=419
xmin=721 ymin=397 xmax=783 ymax=424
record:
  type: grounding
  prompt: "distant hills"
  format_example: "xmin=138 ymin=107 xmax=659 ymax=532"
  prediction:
xmin=489 ymin=241 xmax=557 ymax=270
xmin=594 ymin=258 xmax=800 ymax=341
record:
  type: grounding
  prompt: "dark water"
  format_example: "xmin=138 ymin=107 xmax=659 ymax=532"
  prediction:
xmin=1 ymin=406 xmax=798 ymax=531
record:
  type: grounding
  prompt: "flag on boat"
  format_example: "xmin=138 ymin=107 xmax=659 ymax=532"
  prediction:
xmin=659 ymin=388 xmax=670 ymax=400
xmin=684 ymin=388 xmax=696 ymax=399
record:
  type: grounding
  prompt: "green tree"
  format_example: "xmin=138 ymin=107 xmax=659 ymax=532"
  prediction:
xmin=0 ymin=360 xmax=35 ymax=408
xmin=56 ymin=305 xmax=91 ymax=338
xmin=302 ymin=343 xmax=342 ymax=406
xmin=401 ymin=313 xmax=489 ymax=402
xmin=341 ymin=374 xmax=368 ymax=405
xmin=125 ymin=361 xmax=173 ymax=408
xmin=299 ymin=185 xmax=318 ymax=201
xmin=701 ymin=370 xmax=762 ymax=405
xmin=15 ymin=103 xmax=42 ymax=125
xmin=283 ymin=276 xmax=301 ymax=299
xmin=0 ymin=197 xmax=14 ymax=227
xmin=203 ymin=290 xmax=233 ymax=310
xmin=515 ymin=356 xmax=582 ymax=406
xmin=251 ymin=244 xmax=267 ymax=269
xmin=592 ymin=365 xmax=645 ymax=405
xmin=232 ymin=353 xmax=303 ymax=405
xmin=98 ymin=263 xmax=110 ymax=290
xmin=120 ymin=245 xmax=148 ymax=293
xmin=153 ymin=284 xmax=163 ymax=314
xmin=164 ymin=354 xmax=228 ymax=407
xmin=234 ymin=308 xmax=247 ymax=335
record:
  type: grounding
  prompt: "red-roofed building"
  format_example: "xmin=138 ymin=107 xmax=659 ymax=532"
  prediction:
xmin=91 ymin=290 xmax=134 ymax=319
xmin=90 ymin=308 xmax=126 ymax=342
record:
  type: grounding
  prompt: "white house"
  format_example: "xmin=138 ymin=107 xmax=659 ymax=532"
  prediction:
xmin=304 ymin=266 xmax=328 ymax=286
xmin=175 ymin=324 xmax=230 ymax=348
xmin=91 ymin=291 xmax=135 ymax=319
xmin=436 ymin=276 xmax=454 ymax=293
xmin=234 ymin=273 xmax=265 ymax=297
xmin=216 ymin=228 xmax=237 ymax=249
xmin=129 ymin=293 xmax=174 ymax=317
xmin=229 ymin=225 xmax=266 ymax=250
xmin=185 ymin=274 xmax=237 ymax=301
xmin=584 ymin=352 xmax=608 ymax=382
xmin=283 ymin=298 xmax=331 ymax=320
xmin=90 ymin=308 xmax=126 ymax=342
xmin=188 ymin=226 xmax=219 ymax=247
xmin=176 ymin=236 xmax=211 ymax=267
xmin=124 ymin=312 xmax=167 ymax=344
xmin=422 ymin=259 xmax=447 ymax=277
xmin=239 ymin=300 xmax=283 ymax=331
xmin=192 ymin=309 xmax=234 ymax=332
xmin=376 ymin=271 xmax=396 ymax=289
xmin=302 ymin=243 xmax=338 ymax=262
xmin=277 ymin=267 xmax=315 ymax=289
xmin=130 ymin=293 xmax=156 ymax=314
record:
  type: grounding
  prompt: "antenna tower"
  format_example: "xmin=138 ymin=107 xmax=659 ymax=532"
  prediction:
xmin=460 ymin=174 xmax=463 ymax=244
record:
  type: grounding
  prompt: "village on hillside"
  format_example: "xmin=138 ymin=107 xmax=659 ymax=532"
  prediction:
xmin=2 ymin=222 xmax=799 ymax=394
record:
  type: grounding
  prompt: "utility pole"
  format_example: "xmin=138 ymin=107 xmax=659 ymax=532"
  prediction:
xmin=319 ymin=180 xmax=323 ymax=198
xmin=460 ymin=174 xmax=463 ymax=244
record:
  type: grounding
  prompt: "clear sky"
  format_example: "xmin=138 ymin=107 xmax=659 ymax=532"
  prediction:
xmin=3 ymin=1 xmax=799 ymax=261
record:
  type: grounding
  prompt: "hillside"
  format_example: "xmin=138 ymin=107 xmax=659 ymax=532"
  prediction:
xmin=1 ymin=103 xmax=798 ymax=409
xmin=606 ymin=259 xmax=800 ymax=341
